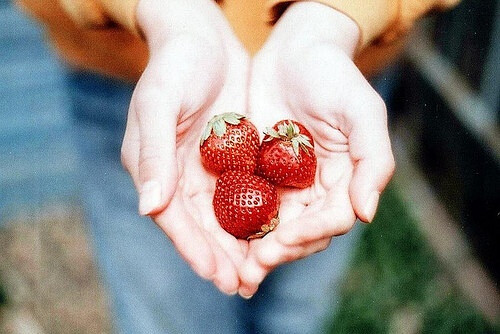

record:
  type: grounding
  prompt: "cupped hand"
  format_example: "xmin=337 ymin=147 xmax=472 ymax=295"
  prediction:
xmin=120 ymin=0 xmax=250 ymax=295
xmin=238 ymin=2 xmax=395 ymax=297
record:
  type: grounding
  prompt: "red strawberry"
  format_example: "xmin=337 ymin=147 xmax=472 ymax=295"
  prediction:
xmin=200 ymin=113 xmax=260 ymax=174
xmin=213 ymin=171 xmax=279 ymax=240
xmin=256 ymin=120 xmax=317 ymax=188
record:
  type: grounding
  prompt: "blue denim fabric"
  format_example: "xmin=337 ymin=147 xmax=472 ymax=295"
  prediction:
xmin=65 ymin=70 xmax=361 ymax=334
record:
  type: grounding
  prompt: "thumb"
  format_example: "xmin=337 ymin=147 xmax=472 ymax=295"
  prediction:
xmin=133 ymin=87 xmax=179 ymax=216
xmin=347 ymin=94 xmax=395 ymax=223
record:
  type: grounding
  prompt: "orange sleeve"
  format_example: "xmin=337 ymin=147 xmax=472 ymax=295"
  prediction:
xmin=15 ymin=0 xmax=148 ymax=82
xmin=268 ymin=0 xmax=461 ymax=50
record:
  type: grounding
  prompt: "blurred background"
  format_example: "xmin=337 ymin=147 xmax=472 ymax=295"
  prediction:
xmin=0 ymin=0 xmax=498 ymax=333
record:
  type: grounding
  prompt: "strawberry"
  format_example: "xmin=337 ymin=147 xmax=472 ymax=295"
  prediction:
xmin=200 ymin=112 xmax=260 ymax=175
xmin=213 ymin=171 xmax=279 ymax=240
xmin=256 ymin=120 xmax=317 ymax=188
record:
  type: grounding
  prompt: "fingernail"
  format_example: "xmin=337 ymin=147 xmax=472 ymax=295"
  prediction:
xmin=139 ymin=180 xmax=162 ymax=215
xmin=364 ymin=191 xmax=380 ymax=223
xmin=239 ymin=293 xmax=254 ymax=300
xmin=227 ymin=290 xmax=238 ymax=296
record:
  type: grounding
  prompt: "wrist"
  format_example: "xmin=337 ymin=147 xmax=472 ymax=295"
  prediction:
xmin=275 ymin=1 xmax=360 ymax=57
xmin=136 ymin=0 xmax=218 ymax=49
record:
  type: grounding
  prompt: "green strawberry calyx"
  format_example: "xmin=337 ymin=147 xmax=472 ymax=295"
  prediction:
xmin=264 ymin=121 xmax=313 ymax=156
xmin=200 ymin=112 xmax=246 ymax=146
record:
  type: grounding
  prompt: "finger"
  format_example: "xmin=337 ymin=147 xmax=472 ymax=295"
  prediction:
xmin=206 ymin=236 xmax=240 ymax=295
xmin=155 ymin=195 xmax=216 ymax=280
xmin=346 ymin=91 xmax=395 ymax=223
xmin=276 ymin=205 xmax=356 ymax=247
xmin=238 ymin=239 xmax=249 ymax=258
xmin=188 ymin=185 xmax=245 ymax=295
xmin=238 ymin=250 xmax=267 ymax=298
xmin=191 ymin=192 xmax=246 ymax=266
xmin=134 ymin=81 xmax=179 ymax=216
xmin=238 ymin=235 xmax=332 ymax=297
xmin=275 ymin=157 xmax=354 ymax=246
xmin=236 ymin=191 xmax=307 ymax=296
xmin=121 ymin=100 xmax=141 ymax=190
xmin=255 ymin=233 xmax=333 ymax=268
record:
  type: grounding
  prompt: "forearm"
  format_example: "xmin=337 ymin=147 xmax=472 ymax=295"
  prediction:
xmin=136 ymin=0 xmax=222 ymax=48
xmin=268 ymin=2 xmax=360 ymax=57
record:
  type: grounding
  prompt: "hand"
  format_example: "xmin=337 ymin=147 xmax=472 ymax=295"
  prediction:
xmin=238 ymin=2 xmax=395 ymax=297
xmin=120 ymin=0 xmax=250 ymax=294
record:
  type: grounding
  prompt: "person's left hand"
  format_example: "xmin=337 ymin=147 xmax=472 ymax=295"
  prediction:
xmin=238 ymin=2 xmax=395 ymax=298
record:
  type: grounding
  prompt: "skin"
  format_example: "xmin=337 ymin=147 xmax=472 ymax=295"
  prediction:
xmin=121 ymin=0 xmax=395 ymax=297
xmin=239 ymin=2 xmax=395 ymax=297
xmin=120 ymin=0 xmax=249 ymax=295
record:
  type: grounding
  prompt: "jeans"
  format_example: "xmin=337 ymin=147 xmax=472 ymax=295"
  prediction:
xmin=65 ymin=71 xmax=361 ymax=334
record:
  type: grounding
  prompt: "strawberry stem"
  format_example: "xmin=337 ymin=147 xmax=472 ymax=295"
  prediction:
xmin=200 ymin=112 xmax=246 ymax=146
xmin=263 ymin=121 xmax=313 ymax=156
xmin=247 ymin=216 xmax=280 ymax=240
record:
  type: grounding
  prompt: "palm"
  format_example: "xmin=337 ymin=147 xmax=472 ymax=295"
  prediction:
xmin=276 ymin=109 xmax=355 ymax=227
xmin=247 ymin=94 xmax=357 ymax=264
xmin=278 ymin=130 xmax=355 ymax=236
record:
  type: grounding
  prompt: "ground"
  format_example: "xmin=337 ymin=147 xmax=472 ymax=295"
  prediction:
xmin=0 ymin=186 xmax=497 ymax=334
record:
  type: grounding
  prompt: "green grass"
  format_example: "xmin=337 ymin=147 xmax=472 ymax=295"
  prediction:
xmin=327 ymin=184 xmax=498 ymax=333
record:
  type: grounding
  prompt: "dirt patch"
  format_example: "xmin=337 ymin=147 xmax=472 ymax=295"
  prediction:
xmin=0 ymin=206 xmax=112 ymax=334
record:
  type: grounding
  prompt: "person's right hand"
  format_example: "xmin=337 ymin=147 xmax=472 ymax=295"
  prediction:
xmin=120 ymin=0 xmax=250 ymax=295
